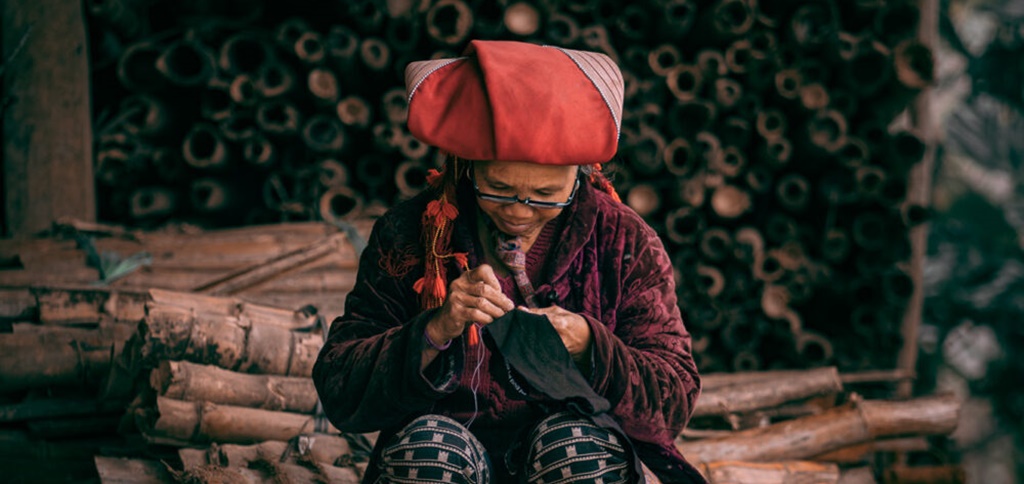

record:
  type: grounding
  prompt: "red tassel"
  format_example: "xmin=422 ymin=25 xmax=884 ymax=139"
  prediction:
xmin=467 ymin=324 xmax=479 ymax=346
xmin=426 ymin=168 xmax=444 ymax=187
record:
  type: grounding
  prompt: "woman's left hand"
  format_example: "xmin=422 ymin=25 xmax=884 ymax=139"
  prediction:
xmin=518 ymin=305 xmax=592 ymax=362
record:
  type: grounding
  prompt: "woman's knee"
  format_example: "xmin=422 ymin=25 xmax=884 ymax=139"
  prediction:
xmin=377 ymin=414 xmax=491 ymax=483
xmin=522 ymin=411 xmax=633 ymax=482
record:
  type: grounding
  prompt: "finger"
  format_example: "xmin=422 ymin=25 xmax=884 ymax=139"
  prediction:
xmin=471 ymin=264 xmax=502 ymax=291
xmin=451 ymin=292 xmax=508 ymax=320
xmin=477 ymin=284 xmax=514 ymax=311
xmin=468 ymin=295 xmax=509 ymax=320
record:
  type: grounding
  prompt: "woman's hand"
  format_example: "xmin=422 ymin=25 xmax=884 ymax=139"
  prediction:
xmin=519 ymin=305 xmax=592 ymax=362
xmin=426 ymin=264 xmax=514 ymax=345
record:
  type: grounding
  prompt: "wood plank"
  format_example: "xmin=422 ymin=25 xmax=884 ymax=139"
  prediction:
xmin=2 ymin=0 xmax=94 ymax=237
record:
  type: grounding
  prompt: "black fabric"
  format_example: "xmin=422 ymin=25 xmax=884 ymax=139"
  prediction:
xmin=482 ymin=310 xmax=647 ymax=483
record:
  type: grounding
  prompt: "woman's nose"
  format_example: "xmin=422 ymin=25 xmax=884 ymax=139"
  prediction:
xmin=502 ymin=201 xmax=534 ymax=218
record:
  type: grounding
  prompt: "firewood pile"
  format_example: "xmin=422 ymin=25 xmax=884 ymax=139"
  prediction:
xmin=2 ymin=281 xmax=964 ymax=483
xmin=86 ymin=0 xmax=934 ymax=380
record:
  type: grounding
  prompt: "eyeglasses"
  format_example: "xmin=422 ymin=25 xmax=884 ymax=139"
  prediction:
xmin=471 ymin=170 xmax=580 ymax=209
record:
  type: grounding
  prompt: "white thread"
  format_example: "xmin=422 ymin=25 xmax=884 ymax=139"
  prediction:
xmin=463 ymin=335 xmax=486 ymax=429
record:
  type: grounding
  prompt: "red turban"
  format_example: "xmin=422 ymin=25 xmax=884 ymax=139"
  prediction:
xmin=404 ymin=40 xmax=624 ymax=165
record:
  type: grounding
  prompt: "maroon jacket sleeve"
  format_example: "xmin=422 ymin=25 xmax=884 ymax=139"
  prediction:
xmin=312 ymin=211 xmax=464 ymax=433
xmin=586 ymin=210 xmax=702 ymax=447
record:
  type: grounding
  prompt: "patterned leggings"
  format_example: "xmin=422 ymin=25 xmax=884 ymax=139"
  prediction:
xmin=375 ymin=412 xmax=634 ymax=483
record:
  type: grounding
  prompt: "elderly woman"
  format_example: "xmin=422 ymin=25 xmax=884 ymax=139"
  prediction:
xmin=314 ymin=41 xmax=704 ymax=483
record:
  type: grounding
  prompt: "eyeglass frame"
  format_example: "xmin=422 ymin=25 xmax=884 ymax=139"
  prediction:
xmin=470 ymin=167 xmax=581 ymax=209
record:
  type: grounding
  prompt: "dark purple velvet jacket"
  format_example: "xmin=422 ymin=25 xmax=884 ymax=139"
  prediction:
xmin=313 ymin=179 xmax=705 ymax=483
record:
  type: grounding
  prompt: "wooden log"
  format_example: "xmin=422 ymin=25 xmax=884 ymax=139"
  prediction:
xmin=756 ymin=109 xmax=786 ymax=140
xmin=238 ymin=293 xmax=347 ymax=327
xmin=137 ymin=396 xmax=338 ymax=445
xmin=808 ymin=109 xmax=849 ymax=153
xmin=665 ymin=207 xmax=705 ymax=245
xmin=152 ymin=360 xmax=318 ymax=413
xmin=256 ymin=99 xmax=301 ymax=135
xmin=714 ymin=78 xmax=743 ymax=109
xmin=172 ymin=461 xmax=360 ymax=484
xmin=0 ymin=325 xmax=132 ymax=394
xmin=190 ymin=178 xmax=236 ymax=214
xmin=774 ymin=68 xmax=802 ymax=101
xmin=545 ymin=12 xmax=580 ymax=46
xmin=302 ymin=115 xmax=346 ymax=153
xmin=139 ymin=305 xmax=322 ymax=376
xmin=664 ymin=138 xmax=696 ymax=177
xmin=336 ymin=96 xmax=373 ymax=130
xmin=395 ymin=160 xmax=430 ymax=199
xmin=3 ymin=0 xmax=95 ymax=235
xmin=255 ymin=60 xmax=297 ymax=99
xmin=149 ymin=288 xmax=319 ymax=329
xmin=359 ymin=37 xmax=391 ymax=79
xmin=625 ymin=184 xmax=661 ymax=218
xmin=710 ymin=185 xmax=751 ymax=219
xmin=714 ymin=146 xmax=746 ymax=178
xmin=628 ymin=125 xmax=667 ymax=176
xmin=676 ymin=394 xmax=960 ymax=464
xmin=504 ymin=1 xmax=540 ymax=37
xmin=883 ymin=465 xmax=964 ymax=484
xmin=666 ymin=63 xmax=703 ymax=102
xmin=795 ymin=330 xmax=834 ymax=366
xmin=320 ymin=186 xmax=365 ymax=224
xmin=696 ymin=265 xmax=726 ymax=298
xmin=839 ymin=467 xmax=878 ymax=484
xmin=0 ymin=429 xmax=121 ymax=460
xmin=812 ymin=437 xmax=929 ymax=463
xmin=0 ymin=396 xmax=119 ymax=423
xmin=242 ymin=136 xmax=276 ymax=168
xmin=694 ymin=367 xmax=842 ymax=417
xmin=228 ymin=74 xmax=259 ymax=107
xmin=32 ymin=285 xmax=149 ymax=325
xmin=182 ymin=123 xmax=230 ymax=171
xmin=398 ymin=132 xmax=430 ymax=160
xmin=697 ymin=460 xmax=840 ymax=484
xmin=155 ymin=38 xmax=216 ymax=87
xmin=776 ymin=174 xmax=811 ymax=212
xmin=319 ymin=159 xmax=350 ymax=188
xmin=294 ymin=31 xmax=326 ymax=64
xmin=308 ymin=68 xmax=339 ymax=105
xmin=94 ymin=456 xmax=173 ymax=484
xmin=668 ymin=99 xmax=717 ymax=136
xmin=130 ymin=187 xmax=177 ymax=220
xmin=218 ymin=33 xmax=273 ymax=76
xmin=117 ymin=41 xmax=166 ymax=92
xmin=0 ymin=288 xmax=35 ymax=321
xmin=178 ymin=434 xmax=354 ymax=469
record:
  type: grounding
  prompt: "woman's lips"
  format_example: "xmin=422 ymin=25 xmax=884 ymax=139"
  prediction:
xmin=497 ymin=218 xmax=532 ymax=234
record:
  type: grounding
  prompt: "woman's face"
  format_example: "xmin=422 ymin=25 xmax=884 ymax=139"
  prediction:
xmin=472 ymin=160 xmax=579 ymax=240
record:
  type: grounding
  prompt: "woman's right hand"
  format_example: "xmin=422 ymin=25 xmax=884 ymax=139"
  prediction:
xmin=426 ymin=264 xmax=514 ymax=344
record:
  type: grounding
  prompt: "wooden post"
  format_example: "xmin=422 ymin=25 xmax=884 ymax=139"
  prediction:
xmin=2 ymin=1 xmax=95 ymax=237
xmin=897 ymin=0 xmax=939 ymax=398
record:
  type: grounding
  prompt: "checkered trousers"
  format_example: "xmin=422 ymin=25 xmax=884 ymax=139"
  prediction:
xmin=376 ymin=415 xmax=491 ymax=483
xmin=520 ymin=411 xmax=633 ymax=483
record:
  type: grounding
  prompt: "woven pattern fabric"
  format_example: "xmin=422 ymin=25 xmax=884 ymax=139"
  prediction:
xmin=522 ymin=411 xmax=632 ymax=483
xmin=376 ymin=415 xmax=491 ymax=484
xmin=493 ymin=231 xmax=538 ymax=308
